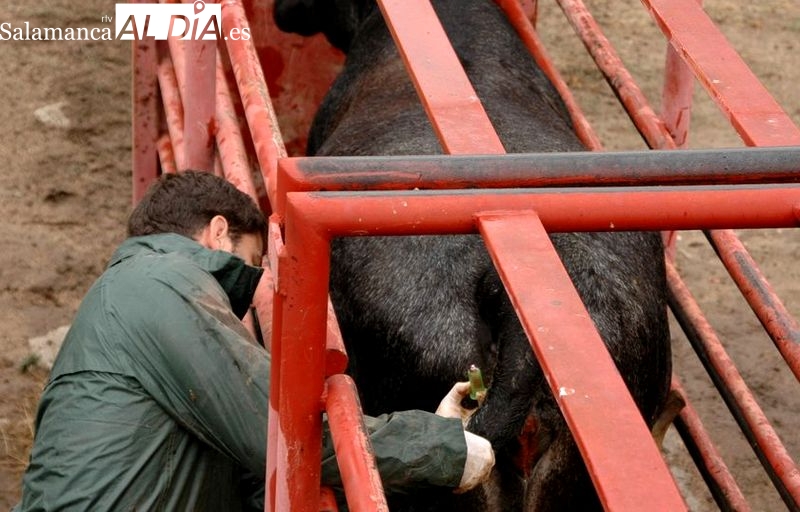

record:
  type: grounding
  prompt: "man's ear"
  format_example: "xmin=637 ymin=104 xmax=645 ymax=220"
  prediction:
xmin=195 ymin=215 xmax=230 ymax=250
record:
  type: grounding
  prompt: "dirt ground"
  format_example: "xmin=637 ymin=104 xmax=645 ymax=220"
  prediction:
xmin=0 ymin=0 xmax=797 ymax=510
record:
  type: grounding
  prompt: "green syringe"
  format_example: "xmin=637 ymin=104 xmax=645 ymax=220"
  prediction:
xmin=467 ymin=364 xmax=487 ymax=402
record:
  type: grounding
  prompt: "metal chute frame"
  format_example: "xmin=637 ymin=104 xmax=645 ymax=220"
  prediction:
xmin=131 ymin=0 xmax=800 ymax=510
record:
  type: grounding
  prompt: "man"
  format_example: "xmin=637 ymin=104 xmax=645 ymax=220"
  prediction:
xmin=15 ymin=171 xmax=494 ymax=511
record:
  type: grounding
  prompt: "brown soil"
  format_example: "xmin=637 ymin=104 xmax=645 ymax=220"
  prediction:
xmin=0 ymin=0 xmax=797 ymax=510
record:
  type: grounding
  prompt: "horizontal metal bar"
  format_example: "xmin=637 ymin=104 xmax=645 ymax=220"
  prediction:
xmin=279 ymin=146 xmax=800 ymax=194
xmin=288 ymin=184 xmax=800 ymax=236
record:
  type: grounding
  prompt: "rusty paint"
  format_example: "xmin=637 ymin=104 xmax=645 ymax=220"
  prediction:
xmin=667 ymin=261 xmax=800 ymax=507
xmin=705 ymin=230 xmax=800 ymax=381
xmin=671 ymin=379 xmax=751 ymax=511
xmin=325 ymin=374 xmax=389 ymax=511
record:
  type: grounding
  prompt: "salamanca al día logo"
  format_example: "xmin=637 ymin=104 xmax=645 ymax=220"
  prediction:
xmin=0 ymin=1 xmax=249 ymax=41
xmin=116 ymin=1 xmax=246 ymax=40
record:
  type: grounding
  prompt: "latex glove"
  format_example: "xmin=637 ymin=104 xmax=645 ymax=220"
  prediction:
xmin=455 ymin=431 xmax=495 ymax=493
xmin=435 ymin=381 xmax=476 ymax=426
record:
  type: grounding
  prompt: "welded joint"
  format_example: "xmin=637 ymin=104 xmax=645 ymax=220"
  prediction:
xmin=474 ymin=209 xmax=543 ymax=225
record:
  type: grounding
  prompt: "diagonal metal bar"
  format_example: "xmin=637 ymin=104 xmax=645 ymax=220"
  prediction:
xmin=377 ymin=0 xmax=506 ymax=155
xmin=477 ymin=211 xmax=686 ymax=511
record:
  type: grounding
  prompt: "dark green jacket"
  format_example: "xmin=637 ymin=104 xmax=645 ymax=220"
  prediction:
xmin=17 ymin=234 xmax=467 ymax=511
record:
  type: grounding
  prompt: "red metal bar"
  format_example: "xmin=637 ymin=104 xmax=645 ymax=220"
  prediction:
xmin=181 ymin=43 xmax=216 ymax=172
xmin=156 ymin=133 xmax=177 ymax=174
xmin=658 ymin=0 xmax=698 ymax=259
xmin=272 ymin=200 xmax=330 ymax=512
xmin=660 ymin=38 xmax=695 ymax=149
xmin=494 ymin=0 xmax=602 ymax=150
xmin=705 ymin=229 xmax=800 ymax=382
xmin=156 ymin=48 xmax=186 ymax=170
xmin=245 ymin=0 xmax=343 ymax=156
xmin=555 ymin=0 xmax=677 ymax=150
xmin=181 ymin=2 xmax=217 ymax=172
xmin=319 ymin=487 xmax=340 ymax=512
xmin=640 ymin=0 xmax=800 ymax=147
xmin=325 ymin=303 xmax=349 ymax=377
xmin=325 ymin=374 xmax=389 ymax=512
xmin=478 ymin=211 xmax=686 ymax=510
xmin=286 ymin=185 xmax=800 ymax=236
xmin=671 ymin=379 xmax=751 ymax=511
xmin=376 ymin=0 xmax=506 ymax=155
xmin=666 ymin=260 xmax=800 ymax=508
xmin=264 ymin=218 xmax=283 ymax=512
xmin=214 ymin=47 xmax=260 ymax=199
xmin=132 ymin=34 xmax=159 ymax=204
xmin=222 ymin=0 xmax=287 ymax=211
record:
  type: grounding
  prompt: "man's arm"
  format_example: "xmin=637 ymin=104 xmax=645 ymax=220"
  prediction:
xmin=126 ymin=275 xmax=472 ymax=492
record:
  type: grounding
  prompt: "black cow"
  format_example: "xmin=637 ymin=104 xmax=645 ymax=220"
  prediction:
xmin=273 ymin=1 xmax=671 ymax=510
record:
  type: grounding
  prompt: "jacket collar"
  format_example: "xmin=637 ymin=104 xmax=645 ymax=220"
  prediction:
xmin=110 ymin=233 xmax=264 ymax=319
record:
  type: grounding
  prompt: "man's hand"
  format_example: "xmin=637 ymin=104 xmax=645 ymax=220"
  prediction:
xmin=435 ymin=382 xmax=495 ymax=493
xmin=435 ymin=382 xmax=475 ymax=426
xmin=456 ymin=431 xmax=495 ymax=493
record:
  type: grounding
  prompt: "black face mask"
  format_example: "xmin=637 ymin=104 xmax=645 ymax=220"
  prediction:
xmin=210 ymin=259 xmax=265 ymax=320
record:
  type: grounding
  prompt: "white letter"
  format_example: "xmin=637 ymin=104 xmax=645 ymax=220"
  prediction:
xmin=168 ymin=14 xmax=189 ymax=39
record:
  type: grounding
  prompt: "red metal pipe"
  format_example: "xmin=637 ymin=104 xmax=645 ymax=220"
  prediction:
xmin=222 ymin=0 xmax=287 ymax=212
xmin=325 ymin=304 xmax=349 ymax=377
xmin=325 ymin=374 xmax=389 ymax=512
xmin=666 ymin=260 xmax=800 ymax=508
xmin=214 ymin=47 xmax=260 ymax=199
xmin=478 ymin=212 xmax=686 ymax=511
xmin=671 ymin=379 xmax=751 ymax=511
xmin=156 ymin=133 xmax=177 ymax=174
xmin=660 ymin=35 xmax=695 ymax=149
xmin=273 ymin=200 xmax=331 ymax=511
xmin=555 ymin=0 xmax=677 ymax=150
xmin=640 ymin=0 xmax=800 ymax=147
xmin=264 ymin=218 xmax=284 ymax=512
xmin=286 ymin=185 xmax=800 ymax=237
xmin=377 ymin=0 xmax=506 ymax=155
xmin=156 ymin=48 xmax=186 ymax=170
xmin=319 ymin=487 xmax=340 ymax=512
xmin=132 ymin=34 xmax=159 ymax=204
xmin=494 ymin=0 xmax=603 ymax=150
xmin=267 ymin=218 xmax=348 ymax=373
xmin=705 ymin=229 xmax=800 ymax=382
xmin=181 ymin=2 xmax=217 ymax=172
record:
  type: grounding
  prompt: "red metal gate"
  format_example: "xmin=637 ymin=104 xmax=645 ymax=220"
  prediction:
xmin=132 ymin=0 xmax=800 ymax=510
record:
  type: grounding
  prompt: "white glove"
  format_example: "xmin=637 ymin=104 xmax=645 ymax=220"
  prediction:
xmin=435 ymin=381 xmax=476 ymax=426
xmin=455 ymin=431 xmax=495 ymax=493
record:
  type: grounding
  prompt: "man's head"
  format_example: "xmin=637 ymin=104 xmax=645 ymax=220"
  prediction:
xmin=128 ymin=171 xmax=267 ymax=266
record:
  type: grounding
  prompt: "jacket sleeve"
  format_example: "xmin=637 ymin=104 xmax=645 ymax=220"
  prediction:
xmin=121 ymin=271 xmax=466 ymax=493
xmin=321 ymin=411 xmax=468 ymax=493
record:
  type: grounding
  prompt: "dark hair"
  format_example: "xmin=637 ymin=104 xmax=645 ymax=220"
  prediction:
xmin=127 ymin=171 xmax=266 ymax=242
